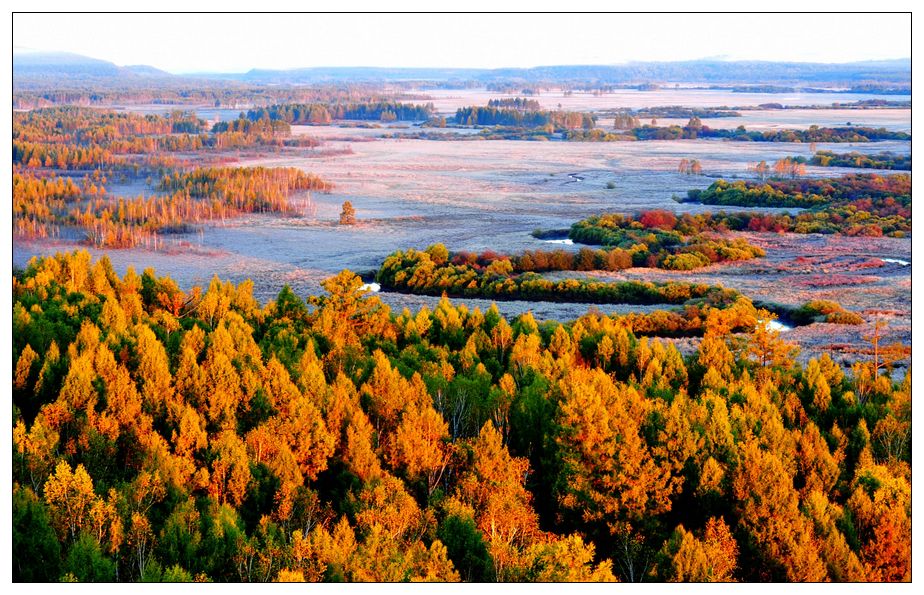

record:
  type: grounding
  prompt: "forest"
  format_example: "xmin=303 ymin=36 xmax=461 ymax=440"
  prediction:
xmin=12 ymin=105 xmax=337 ymax=249
xmin=12 ymin=250 xmax=910 ymax=582
xmin=14 ymin=166 xmax=331 ymax=249
xmin=13 ymin=107 xmax=314 ymax=172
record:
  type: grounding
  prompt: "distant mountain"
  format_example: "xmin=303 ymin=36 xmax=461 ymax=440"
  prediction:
xmin=13 ymin=51 xmax=177 ymax=83
xmin=124 ymin=64 xmax=173 ymax=77
xmin=220 ymin=66 xmax=487 ymax=84
xmin=219 ymin=59 xmax=910 ymax=86
xmin=13 ymin=50 xmax=910 ymax=89
xmin=14 ymin=51 xmax=125 ymax=78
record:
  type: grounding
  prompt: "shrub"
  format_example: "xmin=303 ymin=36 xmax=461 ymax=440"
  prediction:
xmin=662 ymin=252 xmax=711 ymax=271
xmin=826 ymin=311 xmax=865 ymax=325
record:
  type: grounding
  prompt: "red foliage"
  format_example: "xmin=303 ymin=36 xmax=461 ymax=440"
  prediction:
xmin=639 ymin=210 xmax=678 ymax=231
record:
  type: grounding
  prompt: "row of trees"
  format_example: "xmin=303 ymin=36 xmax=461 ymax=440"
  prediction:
xmin=13 ymin=83 xmax=419 ymax=110
xmin=245 ymin=102 xmax=435 ymax=125
xmin=376 ymin=245 xmax=737 ymax=307
xmin=685 ymin=174 xmax=910 ymax=208
xmin=807 ymin=151 xmax=911 ymax=171
xmin=14 ymin=140 xmax=116 ymax=170
xmin=453 ymin=107 xmax=595 ymax=130
xmin=14 ymin=108 xmax=205 ymax=145
xmin=564 ymin=129 xmax=629 ymax=142
xmin=568 ymin=122 xmax=905 ymax=143
xmin=628 ymin=121 xmax=910 ymax=143
xmin=635 ymin=107 xmax=740 ymax=119
xmin=487 ymin=98 xmax=542 ymax=111
xmin=747 ymin=159 xmax=806 ymax=180
xmin=12 ymin=250 xmax=910 ymax=582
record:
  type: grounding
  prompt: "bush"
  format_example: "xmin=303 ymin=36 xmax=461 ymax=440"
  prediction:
xmin=662 ymin=252 xmax=710 ymax=271
xmin=826 ymin=311 xmax=865 ymax=325
xmin=790 ymin=299 xmax=863 ymax=325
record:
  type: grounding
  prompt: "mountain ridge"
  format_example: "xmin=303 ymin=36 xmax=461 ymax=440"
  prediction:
xmin=13 ymin=50 xmax=911 ymax=87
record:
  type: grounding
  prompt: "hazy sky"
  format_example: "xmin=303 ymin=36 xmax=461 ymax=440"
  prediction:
xmin=13 ymin=13 xmax=911 ymax=73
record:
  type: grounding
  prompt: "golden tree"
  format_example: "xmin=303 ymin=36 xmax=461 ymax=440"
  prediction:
xmin=339 ymin=201 xmax=356 ymax=225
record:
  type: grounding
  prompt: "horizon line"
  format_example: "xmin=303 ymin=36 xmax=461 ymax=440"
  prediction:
xmin=13 ymin=47 xmax=912 ymax=77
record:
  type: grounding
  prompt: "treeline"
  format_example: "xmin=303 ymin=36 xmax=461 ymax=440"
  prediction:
xmin=635 ymin=107 xmax=741 ymax=119
xmin=604 ymin=108 xmax=739 ymax=130
xmin=567 ymin=210 xmax=765 ymax=270
xmin=729 ymin=84 xmax=909 ymax=95
xmin=13 ymin=83 xmax=424 ymax=110
xmin=549 ymin=123 xmax=909 ymax=144
xmin=564 ymin=129 xmax=631 ymax=142
xmin=627 ymin=119 xmax=910 ymax=142
xmin=487 ymin=98 xmax=542 ymax=111
xmin=14 ymin=140 xmax=116 ymax=170
xmin=806 ymin=151 xmax=911 ymax=171
xmin=12 ymin=250 xmax=909 ymax=582
xmin=385 ymin=128 xmax=562 ymax=142
xmin=755 ymin=99 xmax=909 ymax=110
xmin=686 ymin=174 xmax=910 ymax=208
xmin=245 ymin=102 xmax=436 ymax=124
xmin=211 ymin=117 xmax=291 ymax=137
xmin=605 ymin=296 xmax=862 ymax=337
xmin=13 ymin=108 xmax=306 ymax=171
xmin=454 ymin=106 xmax=595 ymax=130
xmin=376 ymin=245 xmax=738 ymax=307
xmin=14 ymin=107 xmax=206 ymax=144
xmin=209 ymin=118 xmax=325 ymax=149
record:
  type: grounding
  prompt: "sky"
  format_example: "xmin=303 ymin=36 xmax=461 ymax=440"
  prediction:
xmin=13 ymin=13 xmax=911 ymax=74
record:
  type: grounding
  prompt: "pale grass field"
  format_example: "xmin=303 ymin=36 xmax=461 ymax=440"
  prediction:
xmin=417 ymin=86 xmax=910 ymax=115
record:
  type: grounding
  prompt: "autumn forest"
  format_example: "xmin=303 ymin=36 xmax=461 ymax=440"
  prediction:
xmin=12 ymin=251 xmax=911 ymax=582
xmin=10 ymin=14 xmax=913 ymax=584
